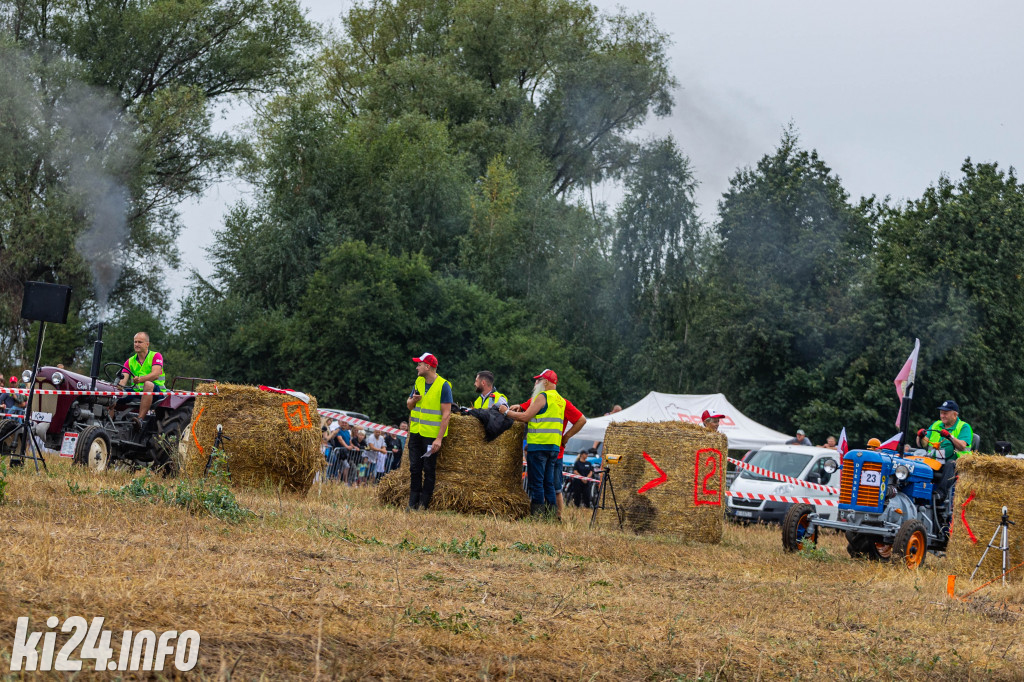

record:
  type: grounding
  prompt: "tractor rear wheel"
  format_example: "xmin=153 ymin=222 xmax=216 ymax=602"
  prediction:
xmin=73 ymin=426 xmax=111 ymax=472
xmin=782 ymin=504 xmax=818 ymax=552
xmin=892 ymin=519 xmax=928 ymax=569
xmin=846 ymin=531 xmax=875 ymax=558
xmin=147 ymin=406 xmax=193 ymax=478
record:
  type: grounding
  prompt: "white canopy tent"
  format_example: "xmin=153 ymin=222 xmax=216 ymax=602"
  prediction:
xmin=573 ymin=392 xmax=791 ymax=451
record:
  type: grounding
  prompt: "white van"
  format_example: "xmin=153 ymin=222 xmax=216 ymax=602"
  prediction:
xmin=726 ymin=444 xmax=840 ymax=524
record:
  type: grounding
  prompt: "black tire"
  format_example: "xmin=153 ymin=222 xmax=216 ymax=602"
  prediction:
xmin=782 ymin=504 xmax=818 ymax=552
xmin=73 ymin=426 xmax=112 ymax=472
xmin=892 ymin=519 xmax=928 ymax=569
xmin=845 ymin=531 xmax=873 ymax=558
xmin=148 ymin=406 xmax=193 ymax=477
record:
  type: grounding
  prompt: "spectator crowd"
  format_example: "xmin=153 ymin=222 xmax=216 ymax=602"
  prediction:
xmin=320 ymin=418 xmax=409 ymax=486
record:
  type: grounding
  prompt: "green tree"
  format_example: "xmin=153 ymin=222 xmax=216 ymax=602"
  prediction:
xmin=871 ymin=160 xmax=1024 ymax=448
xmin=701 ymin=130 xmax=875 ymax=437
xmin=182 ymin=241 xmax=593 ymax=422
xmin=0 ymin=0 xmax=313 ymax=369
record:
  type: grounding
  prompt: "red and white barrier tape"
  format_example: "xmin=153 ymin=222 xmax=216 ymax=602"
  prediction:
xmin=1 ymin=413 xmax=25 ymax=419
xmin=563 ymin=471 xmax=602 ymax=484
xmin=4 ymin=387 xmax=216 ymax=397
xmin=319 ymin=410 xmax=408 ymax=437
xmin=727 ymin=457 xmax=839 ymax=495
xmin=726 ymin=491 xmax=838 ymax=507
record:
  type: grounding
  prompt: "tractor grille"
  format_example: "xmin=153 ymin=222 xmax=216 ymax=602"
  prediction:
xmin=839 ymin=460 xmax=884 ymax=509
xmin=839 ymin=464 xmax=855 ymax=504
xmin=856 ymin=462 xmax=883 ymax=507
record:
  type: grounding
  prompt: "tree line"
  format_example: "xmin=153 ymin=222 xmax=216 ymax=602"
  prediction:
xmin=3 ymin=0 xmax=1024 ymax=450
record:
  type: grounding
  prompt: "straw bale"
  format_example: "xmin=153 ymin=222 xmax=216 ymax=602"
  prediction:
xmin=181 ymin=383 xmax=324 ymax=494
xmin=377 ymin=415 xmax=530 ymax=519
xmin=593 ymin=421 xmax=727 ymax=544
xmin=948 ymin=454 xmax=1024 ymax=583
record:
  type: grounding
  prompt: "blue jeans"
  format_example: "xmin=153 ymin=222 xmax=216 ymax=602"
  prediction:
xmin=526 ymin=449 xmax=559 ymax=505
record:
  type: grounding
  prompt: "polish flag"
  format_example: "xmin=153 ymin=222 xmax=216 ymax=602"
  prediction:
xmin=894 ymin=339 xmax=920 ymax=427
xmin=879 ymin=432 xmax=902 ymax=451
xmin=837 ymin=427 xmax=849 ymax=461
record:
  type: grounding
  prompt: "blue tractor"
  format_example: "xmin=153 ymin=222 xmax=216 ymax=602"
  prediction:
xmin=781 ymin=447 xmax=954 ymax=568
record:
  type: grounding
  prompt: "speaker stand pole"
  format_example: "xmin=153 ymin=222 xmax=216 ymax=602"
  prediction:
xmin=12 ymin=321 xmax=49 ymax=473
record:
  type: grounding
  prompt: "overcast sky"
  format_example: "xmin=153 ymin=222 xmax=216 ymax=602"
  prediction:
xmin=169 ymin=0 xmax=1024 ymax=297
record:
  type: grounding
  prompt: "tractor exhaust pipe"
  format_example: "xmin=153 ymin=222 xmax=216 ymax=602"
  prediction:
xmin=89 ymin=321 xmax=104 ymax=391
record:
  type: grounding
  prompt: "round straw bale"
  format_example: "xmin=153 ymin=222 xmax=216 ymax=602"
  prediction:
xmin=948 ymin=454 xmax=1024 ymax=583
xmin=592 ymin=421 xmax=727 ymax=544
xmin=377 ymin=414 xmax=530 ymax=519
xmin=182 ymin=383 xmax=324 ymax=493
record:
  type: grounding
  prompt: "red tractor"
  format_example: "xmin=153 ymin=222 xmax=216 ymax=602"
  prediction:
xmin=0 ymin=364 xmax=209 ymax=475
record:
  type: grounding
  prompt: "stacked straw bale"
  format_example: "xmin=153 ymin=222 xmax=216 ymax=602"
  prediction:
xmin=182 ymin=383 xmax=323 ymax=493
xmin=377 ymin=414 xmax=529 ymax=519
xmin=593 ymin=421 xmax=727 ymax=544
xmin=949 ymin=455 xmax=1024 ymax=583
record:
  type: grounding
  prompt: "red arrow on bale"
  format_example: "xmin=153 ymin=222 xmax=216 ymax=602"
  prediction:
xmin=637 ymin=451 xmax=668 ymax=494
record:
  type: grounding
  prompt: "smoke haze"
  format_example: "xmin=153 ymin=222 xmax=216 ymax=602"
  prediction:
xmin=0 ymin=44 xmax=133 ymax=320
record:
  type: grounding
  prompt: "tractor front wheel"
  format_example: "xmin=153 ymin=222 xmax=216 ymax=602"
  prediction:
xmin=73 ymin=426 xmax=111 ymax=472
xmin=892 ymin=519 xmax=928 ymax=569
xmin=782 ymin=504 xmax=818 ymax=552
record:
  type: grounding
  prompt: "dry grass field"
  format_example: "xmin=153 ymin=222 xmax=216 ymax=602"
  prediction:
xmin=1 ymin=458 xmax=1022 ymax=681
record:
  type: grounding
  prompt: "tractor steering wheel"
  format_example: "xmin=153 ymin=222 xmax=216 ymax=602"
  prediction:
xmin=102 ymin=362 xmax=139 ymax=388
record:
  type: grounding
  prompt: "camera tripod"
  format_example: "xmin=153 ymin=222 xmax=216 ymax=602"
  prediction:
xmin=1 ymin=320 xmax=49 ymax=473
xmin=589 ymin=467 xmax=624 ymax=530
xmin=971 ymin=506 xmax=1014 ymax=586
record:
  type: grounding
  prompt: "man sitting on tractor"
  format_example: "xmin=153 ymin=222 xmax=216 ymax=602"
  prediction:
xmin=115 ymin=332 xmax=167 ymax=425
xmin=916 ymin=399 xmax=973 ymax=502
xmin=916 ymin=399 xmax=973 ymax=460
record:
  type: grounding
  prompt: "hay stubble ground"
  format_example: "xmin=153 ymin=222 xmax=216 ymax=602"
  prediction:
xmin=1 ymin=460 xmax=1022 ymax=680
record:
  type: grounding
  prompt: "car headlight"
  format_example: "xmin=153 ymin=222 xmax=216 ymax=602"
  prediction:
xmin=823 ymin=458 xmax=839 ymax=474
xmin=51 ymin=371 xmax=64 ymax=386
xmin=894 ymin=464 xmax=910 ymax=481
xmin=21 ymin=370 xmax=32 ymax=383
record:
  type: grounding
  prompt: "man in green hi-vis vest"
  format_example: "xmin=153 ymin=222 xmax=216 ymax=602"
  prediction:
xmin=406 ymin=352 xmax=453 ymax=511
xmin=116 ymin=331 xmax=167 ymax=425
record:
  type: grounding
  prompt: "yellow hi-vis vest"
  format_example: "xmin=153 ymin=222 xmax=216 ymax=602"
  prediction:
xmin=127 ymin=351 xmax=166 ymax=391
xmin=526 ymin=390 xmax=566 ymax=447
xmin=927 ymin=418 xmax=971 ymax=458
xmin=473 ymin=390 xmax=507 ymax=409
xmin=410 ymin=375 xmax=450 ymax=438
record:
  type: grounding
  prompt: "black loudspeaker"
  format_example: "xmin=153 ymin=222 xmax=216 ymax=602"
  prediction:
xmin=21 ymin=281 xmax=72 ymax=324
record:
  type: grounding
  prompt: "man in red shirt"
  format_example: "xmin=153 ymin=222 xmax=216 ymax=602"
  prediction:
xmin=510 ymin=396 xmax=587 ymax=519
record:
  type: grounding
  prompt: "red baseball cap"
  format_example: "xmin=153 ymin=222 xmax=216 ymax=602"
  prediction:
xmin=411 ymin=352 xmax=438 ymax=368
xmin=9 ymin=376 xmax=17 ymax=384
xmin=701 ymin=410 xmax=725 ymax=421
xmin=532 ymin=369 xmax=558 ymax=384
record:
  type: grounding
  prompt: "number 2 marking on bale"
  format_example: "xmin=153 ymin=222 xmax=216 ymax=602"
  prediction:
xmin=693 ymin=448 xmax=722 ymax=506
xmin=283 ymin=401 xmax=313 ymax=431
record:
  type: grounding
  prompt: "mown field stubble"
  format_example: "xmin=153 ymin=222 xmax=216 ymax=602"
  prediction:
xmin=1 ymin=459 xmax=1022 ymax=680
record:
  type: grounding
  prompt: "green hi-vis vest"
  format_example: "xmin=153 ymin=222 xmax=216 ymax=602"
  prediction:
xmin=927 ymin=418 xmax=971 ymax=458
xmin=473 ymin=390 xmax=507 ymax=409
xmin=526 ymin=389 xmax=566 ymax=447
xmin=128 ymin=351 xmax=166 ymax=392
xmin=410 ymin=375 xmax=450 ymax=438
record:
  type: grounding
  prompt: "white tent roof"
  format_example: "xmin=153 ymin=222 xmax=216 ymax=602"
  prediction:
xmin=574 ymin=392 xmax=791 ymax=451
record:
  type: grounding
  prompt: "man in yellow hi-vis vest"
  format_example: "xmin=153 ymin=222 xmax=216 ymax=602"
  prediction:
xmin=472 ymin=371 xmax=509 ymax=414
xmin=115 ymin=331 xmax=167 ymax=425
xmin=507 ymin=369 xmax=566 ymax=516
xmin=405 ymin=352 xmax=452 ymax=511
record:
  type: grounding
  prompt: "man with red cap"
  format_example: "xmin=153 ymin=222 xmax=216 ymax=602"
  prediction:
xmin=405 ymin=352 xmax=452 ymax=510
xmin=507 ymin=369 xmax=567 ymax=516
xmin=702 ymin=409 xmax=725 ymax=432
xmin=1 ymin=376 xmax=26 ymax=416
xmin=512 ymin=379 xmax=588 ymax=519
